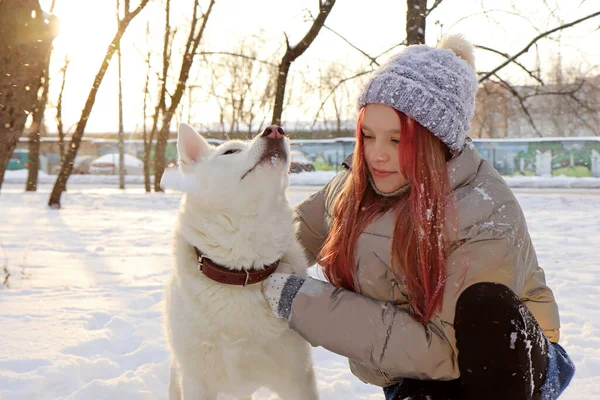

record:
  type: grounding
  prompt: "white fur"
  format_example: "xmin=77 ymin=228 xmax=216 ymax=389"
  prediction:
xmin=163 ymin=124 xmax=319 ymax=399
xmin=438 ymin=34 xmax=475 ymax=69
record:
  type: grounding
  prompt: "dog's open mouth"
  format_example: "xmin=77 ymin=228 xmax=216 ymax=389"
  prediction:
xmin=241 ymin=150 xmax=287 ymax=180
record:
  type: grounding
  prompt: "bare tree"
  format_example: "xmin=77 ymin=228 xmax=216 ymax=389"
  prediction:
xmin=141 ymin=23 xmax=154 ymax=192
xmin=0 ymin=0 xmax=58 ymax=192
xmin=153 ymin=0 xmax=216 ymax=192
xmin=501 ymin=68 xmax=600 ymax=138
xmin=310 ymin=61 xmax=357 ymax=136
xmin=310 ymin=2 xmax=600 ymax=140
xmin=25 ymin=67 xmax=49 ymax=192
xmin=305 ymin=0 xmax=447 ymax=128
xmin=141 ymin=0 xmax=174 ymax=192
xmin=407 ymin=0 xmax=427 ymax=45
xmin=471 ymin=9 xmax=600 ymax=138
xmin=477 ymin=11 xmax=600 ymax=85
xmin=407 ymin=0 xmax=446 ymax=45
xmin=25 ymin=0 xmax=59 ymax=192
xmin=199 ymin=36 xmax=278 ymax=139
xmin=471 ymin=81 xmax=512 ymax=138
xmin=55 ymin=56 xmax=70 ymax=167
xmin=48 ymin=0 xmax=151 ymax=208
xmin=271 ymin=0 xmax=337 ymax=126
xmin=116 ymin=0 xmax=126 ymax=189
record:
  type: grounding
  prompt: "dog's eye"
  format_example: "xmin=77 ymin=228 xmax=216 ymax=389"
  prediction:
xmin=221 ymin=149 xmax=241 ymax=156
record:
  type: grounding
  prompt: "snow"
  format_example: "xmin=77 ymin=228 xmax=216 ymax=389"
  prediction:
xmin=90 ymin=153 xmax=143 ymax=167
xmin=474 ymin=186 xmax=492 ymax=201
xmin=0 ymin=183 xmax=599 ymax=399
xmin=510 ymin=332 xmax=518 ymax=350
xmin=2 ymin=169 xmax=340 ymax=187
xmin=4 ymin=169 xmax=600 ymax=188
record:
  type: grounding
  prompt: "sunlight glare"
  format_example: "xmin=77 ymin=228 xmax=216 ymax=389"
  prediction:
xmin=52 ymin=1 xmax=116 ymax=61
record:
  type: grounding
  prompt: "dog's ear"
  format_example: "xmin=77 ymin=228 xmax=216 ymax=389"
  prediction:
xmin=177 ymin=123 xmax=212 ymax=165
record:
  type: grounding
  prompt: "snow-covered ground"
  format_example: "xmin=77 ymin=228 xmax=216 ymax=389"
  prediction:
xmin=2 ymin=169 xmax=341 ymax=188
xmin=5 ymin=168 xmax=600 ymax=188
xmin=0 ymin=183 xmax=599 ymax=400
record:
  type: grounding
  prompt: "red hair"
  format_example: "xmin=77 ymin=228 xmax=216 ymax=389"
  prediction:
xmin=319 ymin=107 xmax=457 ymax=323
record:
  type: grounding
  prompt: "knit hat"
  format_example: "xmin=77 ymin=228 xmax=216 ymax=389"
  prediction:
xmin=357 ymin=34 xmax=478 ymax=154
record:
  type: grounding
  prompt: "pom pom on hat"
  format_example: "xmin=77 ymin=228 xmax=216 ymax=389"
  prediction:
xmin=438 ymin=34 xmax=475 ymax=69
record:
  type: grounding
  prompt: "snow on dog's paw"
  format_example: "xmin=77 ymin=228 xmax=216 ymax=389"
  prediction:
xmin=160 ymin=167 xmax=199 ymax=193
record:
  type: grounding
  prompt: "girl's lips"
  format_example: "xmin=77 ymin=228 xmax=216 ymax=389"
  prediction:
xmin=372 ymin=168 xmax=396 ymax=178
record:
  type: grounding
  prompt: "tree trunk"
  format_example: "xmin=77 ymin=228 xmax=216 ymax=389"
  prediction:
xmin=142 ymin=25 xmax=151 ymax=193
xmin=271 ymin=0 xmax=336 ymax=126
xmin=48 ymin=0 xmax=150 ymax=208
xmin=56 ymin=57 xmax=69 ymax=166
xmin=0 ymin=0 xmax=57 ymax=192
xmin=406 ymin=0 xmax=427 ymax=45
xmin=26 ymin=0 xmax=58 ymax=192
xmin=272 ymin=56 xmax=292 ymax=126
xmin=26 ymin=109 xmax=42 ymax=191
xmin=117 ymin=38 xmax=125 ymax=189
xmin=144 ymin=0 xmax=172 ymax=192
xmin=26 ymin=55 xmax=52 ymax=191
xmin=154 ymin=0 xmax=215 ymax=192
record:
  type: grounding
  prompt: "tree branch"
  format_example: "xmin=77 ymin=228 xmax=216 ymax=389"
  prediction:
xmin=271 ymin=0 xmax=336 ymax=125
xmin=568 ymin=90 xmax=596 ymax=114
xmin=153 ymin=0 xmax=216 ymax=191
xmin=311 ymin=69 xmax=373 ymax=128
xmin=122 ymin=0 xmax=147 ymax=23
xmin=566 ymin=92 xmax=600 ymax=134
xmin=475 ymin=44 xmax=544 ymax=84
xmin=374 ymin=40 xmax=407 ymax=60
xmin=424 ymin=0 xmax=444 ymax=17
xmin=493 ymin=75 xmax=544 ymax=137
xmin=520 ymin=79 xmax=585 ymax=100
xmin=198 ymin=51 xmax=277 ymax=67
xmin=446 ymin=9 xmax=536 ymax=34
xmin=322 ymin=24 xmax=379 ymax=66
xmin=48 ymin=0 xmax=151 ymax=206
xmin=287 ymin=0 xmax=336 ymax=61
xmin=479 ymin=11 xmax=600 ymax=83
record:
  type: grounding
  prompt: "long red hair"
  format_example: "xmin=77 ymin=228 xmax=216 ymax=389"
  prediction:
xmin=319 ymin=107 xmax=457 ymax=323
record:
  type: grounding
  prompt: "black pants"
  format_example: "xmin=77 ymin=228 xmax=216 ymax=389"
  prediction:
xmin=383 ymin=282 xmax=548 ymax=400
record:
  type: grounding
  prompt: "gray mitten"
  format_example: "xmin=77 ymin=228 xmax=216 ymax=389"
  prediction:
xmin=262 ymin=273 xmax=306 ymax=320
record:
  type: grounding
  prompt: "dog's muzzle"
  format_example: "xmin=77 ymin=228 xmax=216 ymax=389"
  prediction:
xmin=241 ymin=125 xmax=288 ymax=180
xmin=261 ymin=125 xmax=285 ymax=139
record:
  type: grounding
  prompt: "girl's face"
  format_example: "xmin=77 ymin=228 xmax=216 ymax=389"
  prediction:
xmin=361 ymin=104 xmax=410 ymax=193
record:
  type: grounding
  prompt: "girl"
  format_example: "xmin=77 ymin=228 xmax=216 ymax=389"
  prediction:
xmin=263 ymin=35 xmax=574 ymax=399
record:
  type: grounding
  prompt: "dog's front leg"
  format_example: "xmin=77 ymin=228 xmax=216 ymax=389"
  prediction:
xmin=280 ymin=239 xmax=310 ymax=278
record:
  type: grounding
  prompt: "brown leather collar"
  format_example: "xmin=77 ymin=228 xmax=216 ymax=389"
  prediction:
xmin=193 ymin=246 xmax=279 ymax=286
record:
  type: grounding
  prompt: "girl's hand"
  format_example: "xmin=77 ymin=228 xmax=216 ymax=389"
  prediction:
xmin=262 ymin=272 xmax=305 ymax=320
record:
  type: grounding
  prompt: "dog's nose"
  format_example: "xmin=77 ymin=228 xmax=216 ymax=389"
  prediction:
xmin=261 ymin=125 xmax=285 ymax=139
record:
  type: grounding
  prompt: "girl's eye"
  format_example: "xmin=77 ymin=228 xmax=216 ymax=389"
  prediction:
xmin=391 ymin=138 xmax=400 ymax=143
xmin=222 ymin=149 xmax=241 ymax=156
xmin=361 ymin=132 xmax=374 ymax=139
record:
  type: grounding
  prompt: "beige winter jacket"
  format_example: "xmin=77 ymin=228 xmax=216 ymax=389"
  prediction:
xmin=289 ymin=139 xmax=561 ymax=387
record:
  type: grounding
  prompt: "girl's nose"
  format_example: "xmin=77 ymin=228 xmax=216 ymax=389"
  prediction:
xmin=373 ymin=142 xmax=389 ymax=161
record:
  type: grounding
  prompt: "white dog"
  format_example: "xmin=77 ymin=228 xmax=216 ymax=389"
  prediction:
xmin=162 ymin=123 xmax=319 ymax=400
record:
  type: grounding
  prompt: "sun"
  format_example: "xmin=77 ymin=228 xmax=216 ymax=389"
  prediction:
xmin=49 ymin=0 xmax=118 ymax=62
xmin=38 ymin=0 xmax=127 ymax=133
